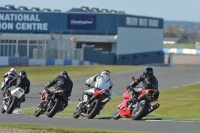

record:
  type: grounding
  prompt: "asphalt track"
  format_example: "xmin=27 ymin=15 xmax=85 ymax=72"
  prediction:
xmin=0 ymin=66 xmax=200 ymax=133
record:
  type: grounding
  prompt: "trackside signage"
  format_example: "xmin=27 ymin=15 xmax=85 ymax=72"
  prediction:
xmin=67 ymin=15 xmax=96 ymax=30
xmin=0 ymin=13 xmax=48 ymax=31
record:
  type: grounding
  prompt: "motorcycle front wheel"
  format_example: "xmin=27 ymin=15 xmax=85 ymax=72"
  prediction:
xmin=86 ymin=99 xmax=101 ymax=119
xmin=46 ymin=98 xmax=61 ymax=118
xmin=73 ymin=107 xmax=80 ymax=119
xmin=6 ymin=96 xmax=18 ymax=114
xmin=34 ymin=107 xmax=42 ymax=117
xmin=113 ymin=107 xmax=120 ymax=120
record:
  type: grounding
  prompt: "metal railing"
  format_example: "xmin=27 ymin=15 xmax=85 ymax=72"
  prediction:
xmin=0 ymin=38 xmax=76 ymax=59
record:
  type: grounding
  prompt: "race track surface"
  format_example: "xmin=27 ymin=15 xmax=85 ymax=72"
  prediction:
xmin=0 ymin=66 xmax=200 ymax=133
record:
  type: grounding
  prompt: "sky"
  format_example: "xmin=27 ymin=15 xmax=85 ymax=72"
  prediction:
xmin=0 ymin=0 xmax=200 ymax=22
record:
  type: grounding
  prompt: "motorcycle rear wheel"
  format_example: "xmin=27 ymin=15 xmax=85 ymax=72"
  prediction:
xmin=46 ymin=98 xmax=61 ymax=118
xmin=6 ymin=97 xmax=18 ymax=114
xmin=73 ymin=107 xmax=80 ymax=119
xmin=87 ymin=99 xmax=101 ymax=119
xmin=132 ymin=100 xmax=149 ymax=120
xmin=113 ymin=108 xmax=120 ymax=120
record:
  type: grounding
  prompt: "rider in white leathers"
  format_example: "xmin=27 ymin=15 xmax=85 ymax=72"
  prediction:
xmin=83 ymin=70 xmax=113 ymax=109
xmin=1 ymin=68 xmax=18 ymax=91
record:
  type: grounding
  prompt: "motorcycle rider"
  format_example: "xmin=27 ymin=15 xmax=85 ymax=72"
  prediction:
xmin=1 ymin=68 xmax=18 ymax=90
xmin=1 ymin=71 xmax=30 ymax=113
xmin=127 ymin=67 xmax=158 ymax=103
xmin=44 ymin=71 xmax=73 ymax=110
xmin=83 ymin=70 xmax=113 ymax=110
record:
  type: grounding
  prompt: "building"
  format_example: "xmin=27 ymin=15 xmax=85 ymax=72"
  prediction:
xmin=0 ymin=5 xmax=164 ymax=65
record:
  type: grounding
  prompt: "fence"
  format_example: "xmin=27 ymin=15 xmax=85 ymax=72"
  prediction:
xmin=0 ymin=38 xmax=76 ymax=60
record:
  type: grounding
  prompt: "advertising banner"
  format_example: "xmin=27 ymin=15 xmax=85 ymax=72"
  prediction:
xmin=67 ymin=14 xmax=96 ymax=30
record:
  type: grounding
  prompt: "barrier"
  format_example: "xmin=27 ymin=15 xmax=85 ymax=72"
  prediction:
xmin=0 ymin=57 xmax=99 ymax=66
xmin=163 ymin=48 xmax=200 ymax=55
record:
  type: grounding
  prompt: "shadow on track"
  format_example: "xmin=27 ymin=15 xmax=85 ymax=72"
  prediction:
xmin=96 ymin=117 xmax=113 ymax=119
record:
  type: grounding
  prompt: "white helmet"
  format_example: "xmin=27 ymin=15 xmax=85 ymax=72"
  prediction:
xmin=101 ymin=70 xmax=110 ymax=76
xmin=10 ymin=68 xmax=16 ymax=72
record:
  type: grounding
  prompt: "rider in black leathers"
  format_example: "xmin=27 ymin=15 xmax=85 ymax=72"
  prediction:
xmin=44 ymin=71 xmax=73 ymax=109
xmin=128 ymin=67 xmax=158 ymax=102
xmin=3 ymin=71 xmax=30 ymax=108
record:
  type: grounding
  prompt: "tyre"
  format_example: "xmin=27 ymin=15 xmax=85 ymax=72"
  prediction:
xmin=87 ymin=99 xmax=101 ymax=119
xmin=6 ymin=97 xmax=18 ymax=114
xmin=46 ymin=98 xmax=61 ymax=118
xmin=132 ymin=100 xmax=149 ymax=120
xmin=113 ymin=108 xmax=121 ymax=120
xmin=73 ymin=107 xmax=80 ymax=119
xmin=34 ymin=107 xmax=42 ymax=117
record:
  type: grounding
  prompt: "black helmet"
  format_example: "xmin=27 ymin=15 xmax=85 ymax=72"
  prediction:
xmin=19 ymin=71 xmax=27 ymax=77
xmin=144 ymin=67 xmax=153 ymax=75
xmin=60 ymin=71 xmax=68 ymax=78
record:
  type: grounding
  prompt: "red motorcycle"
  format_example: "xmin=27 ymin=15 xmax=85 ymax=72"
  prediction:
xmin=34 ymin=87 xmax=69 ymax=118
xmin=113 ymin=77 xmax=160 ymax=120
xmin=73 ymin=87 xmax=110 ymax=119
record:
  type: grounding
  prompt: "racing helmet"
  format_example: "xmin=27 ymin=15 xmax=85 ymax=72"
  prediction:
xmin=144 ymin=67 xmax=153 ymax=75
xmin=60 ymin=71 xmax=68 ymax=79
xmin=101 ymin=70 xmax=110 ymax=76
xmin=10 ymin=68 xmax=16 ymax=72
xmin=19 ymin=71 xmax=27 ymax=77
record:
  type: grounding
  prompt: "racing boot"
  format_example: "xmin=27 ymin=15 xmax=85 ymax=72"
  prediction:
xmin=17 ymin=103 xmax=21 ymax=108
xmin=0 ymin=84 xmax=5 ymax=91
xmin=61 ymin=101 xmax=68 ymax=111
xmin=20 ymin=97 xmax=25 ymax=103
xmin=1 ymin=101 xmax=6 ymax=113
xmin=1 ymin=107 xmax=5 ymax=113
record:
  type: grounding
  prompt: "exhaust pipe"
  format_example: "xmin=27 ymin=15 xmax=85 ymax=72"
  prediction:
xmin=148 ymin=103 xmax=160 ymax=114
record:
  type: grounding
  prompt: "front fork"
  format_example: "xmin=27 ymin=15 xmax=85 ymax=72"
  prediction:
xmin=3 ymin=96 xmax=12 ymax=110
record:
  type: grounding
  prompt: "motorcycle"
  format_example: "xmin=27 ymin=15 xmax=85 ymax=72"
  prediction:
xmin=1 ymin=87 xmax=25 ymax=114
xmin=113 ymin=77 xmax=160 ymax=120
xmin=34 ymin=87 xmax=69 ymax=118
xmin=73 ymin=86 xmax=110 ymax=119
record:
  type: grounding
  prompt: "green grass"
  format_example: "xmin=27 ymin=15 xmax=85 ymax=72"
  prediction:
xmin=21 ymin=83 xmax=200 ymax=121
xmin=146 ymin=83 xmax=200 ymax=121
xmin=163 ymin=43 xmax=196 ymax=49
xmin=0 ymin=123 xmax=148 ymax=133
xmin=0 ymin=65 xmax=142 ymax=83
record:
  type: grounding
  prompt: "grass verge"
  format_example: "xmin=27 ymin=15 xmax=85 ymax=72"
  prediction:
xmin=21 ymin=83 xmax=200 ymax=121
xmin=0 ymin=123 xmax=148 ymax=133
xmin=163 ymin=43 xmax=195 ymax=49
xmin=0 ymin=65 xmax=141 ymax=83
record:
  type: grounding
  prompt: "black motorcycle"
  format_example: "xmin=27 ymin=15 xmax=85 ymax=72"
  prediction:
xmin=34 ymin=87 xmax=69 ymax=118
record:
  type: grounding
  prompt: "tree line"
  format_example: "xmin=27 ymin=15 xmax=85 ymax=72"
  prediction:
xmin=164 ymin=20 xmax=200 ymax=44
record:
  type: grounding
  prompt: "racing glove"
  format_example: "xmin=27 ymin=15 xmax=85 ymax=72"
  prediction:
xmin=85 ymin=83 xmax=91 ymax=88
xmin=44 ymin=84 xmax=50 ymax=88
